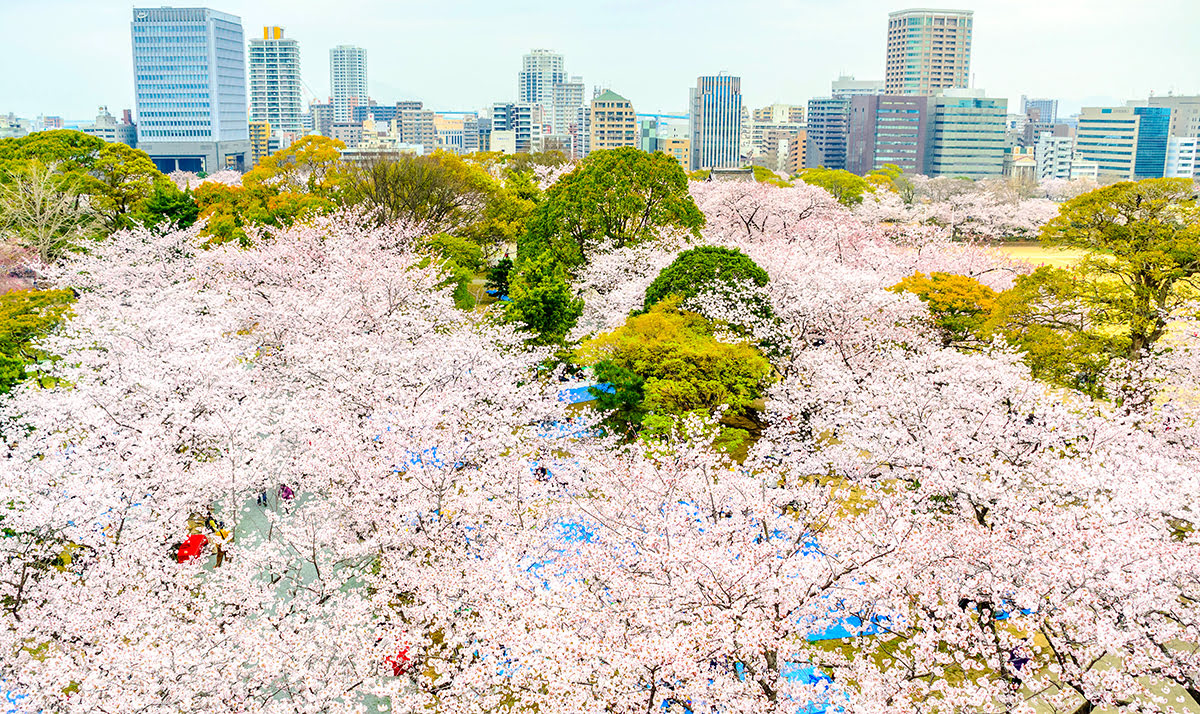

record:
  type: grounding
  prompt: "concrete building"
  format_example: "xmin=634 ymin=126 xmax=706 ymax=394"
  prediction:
xmin=551 ymin=76 xmax=586 ymax=138
xmin=1035 ymin=133 xmax=1075 ymax=181
xmin=330 ymin=45 xmax=367 ymax=123
xmin=492 ymin=102 xmax=543 ymax=154
xmin=1166 ymin=136 xmax=1199 ymax=179
xmin=131 ymin=7 xmax=250 ymax=172
xmin=589 ymin=91 xmax=638 ymax=151
xmin=747 ymin=104 xmax=805 ymax=167
xmin=1147 ymin=95 xmax=1200 ymax=139
xmin=570 ymin=105 xmax=590 ymax=160
xmin=658 ymin=123 xmax=691 ymax=167
xmin=847 ymin=95 xmax=932 ymax=176
xmin=832 ymin=75 xmax=885 ymax=98
xmin=1075 ymin=106 xmax=1171 ymax=181
xmin=518 ymin=49 xmax=566 ymax=105
xmin=805 ymin=96 xmax=851 ymax=170
xmin=249 ymin=27 xmax=303 ymax=135
xmin=397 ymin=108 xmax=436 ymax=154
xmin=885 ymin=8 xmax=973 ymax=96
xmin=331 ymin=122 xmax=363 ymax=148
xmin=1021 ymin=96 xmax=1058 ymax=125
xmin=310 ymin=102 xmax=334 ymax=136
xmin=82 ymin=106 xmax=137 ymax=147
xmin=689 ymin=75 xmax=742 ymax=171
xmin=927 ymin=91 xmax=1007 ymax=179
xmin=0 ymin=114 xmax=31 ymax=139
xmin=248 ymin=120 xmax=271 ymax=165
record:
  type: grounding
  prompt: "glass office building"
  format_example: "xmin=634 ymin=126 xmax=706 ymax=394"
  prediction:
xmin=131 ymin=7 xmax=250 ymax=173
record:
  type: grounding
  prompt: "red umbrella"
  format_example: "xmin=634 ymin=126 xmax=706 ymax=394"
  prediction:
xmin=385 ymin=646 xmax=412 ymax=676
xmin=177 ymin=533 xmax=209 ymax=563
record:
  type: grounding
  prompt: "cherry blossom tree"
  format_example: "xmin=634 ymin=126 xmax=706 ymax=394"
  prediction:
xmin=2 ymin=173 xmax=1198 ymax=714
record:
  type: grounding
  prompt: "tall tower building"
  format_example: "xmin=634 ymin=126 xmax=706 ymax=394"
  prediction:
xmin=249 ymin=27 xmax=303 ymax=136
xmin=518 ymin=49 xmax=566 ymax=105
xmin=689 ymin=75 xmax=742 ymax=171
xmin=131 ymin=7 xmax=250 ymax=173
xmin=330 ymin=45 xmax=368 ymax=123
xmin=885 ymin=9 xmax=973 ymax=95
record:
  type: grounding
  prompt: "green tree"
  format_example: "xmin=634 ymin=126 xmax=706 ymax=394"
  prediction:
xmin=589 ymin=360 xmax=648 ymax=439
xmin=504 ymin=251 xmax=584 ymax=345
xmin=135 ymin=181 xmax=200 ymax=228
xmin=88 ymin=142 xmax=163 ymax=232
xmin=645 ymin=246 xmax=770 ymax=308
xmin=520 ymin=147 xmax=704 ymax=269
xmin=421 ymin=232 xmax=484 ymax=309
xmin=0 ymin=130 xmax=105 ymax=177
xmin=578 ymin=300 xmax=772 ymax=438
xmin=983 ymin=266 xmax=1121 ymax=398
xmin=346 ymin=151 xmax=497 ymax=233
xmin=797 ymin=167 xmax=870 ymax=207
xmin=244 ymin=135 xmax=347 ymax=195
xmin=891 ymin=272 xmax=997 ymax=347
xmin=1039 ymin=178 xmax=1200 ymax=358
xmin=0 ymin=289 xmax=74 ymax=393
xmin=486 ymin=257 xmax=513 ymax=298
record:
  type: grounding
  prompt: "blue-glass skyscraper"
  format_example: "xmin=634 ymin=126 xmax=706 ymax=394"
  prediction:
xmin=1133 ymin=106 xmax=1171 ymax=180
xmin=131 ymin=7 xmax=250 ymax=173
xmin=689 ymin=75 xmax=742 ymax=171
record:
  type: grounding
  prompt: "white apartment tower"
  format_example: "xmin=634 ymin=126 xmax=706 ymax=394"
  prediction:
xmin=330 ymin=44 xmax=368 ymax=123
xmin=249 ymin=27 xmax=303 ymax=135
xmin=518 ymin=49 xmax=566 ymax=105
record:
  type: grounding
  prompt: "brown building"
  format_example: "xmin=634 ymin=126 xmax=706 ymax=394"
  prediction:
xmin=589 ymin=90 xmax=637 ymax=151
xmin=846 ymin=94 xmax=933 ymax=175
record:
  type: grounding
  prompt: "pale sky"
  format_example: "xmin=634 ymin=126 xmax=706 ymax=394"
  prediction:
xmin=1 ymin=0 xmax=1197 ymax=122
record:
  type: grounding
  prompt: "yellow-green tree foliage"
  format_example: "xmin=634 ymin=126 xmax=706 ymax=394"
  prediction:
xmin=1040 ymin=178 xmax=1200 ymax=358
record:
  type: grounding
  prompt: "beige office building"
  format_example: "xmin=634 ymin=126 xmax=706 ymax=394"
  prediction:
xmin=885 ymin=9 xmax=973 ymax=95
xmin=589 ymin=90 xmax=638 ymax=151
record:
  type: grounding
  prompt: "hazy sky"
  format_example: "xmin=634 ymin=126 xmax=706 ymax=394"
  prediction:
xmin=2 ymin=0 xmax=1197 ymax=121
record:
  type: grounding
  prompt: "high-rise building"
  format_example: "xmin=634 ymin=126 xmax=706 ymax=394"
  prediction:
xmin=517 ymin=50 xmax=583 ymax=144
xmin=492 ymin=102 xmax=543 ymax=154
xmin=832 ymin=75 xmax=885 ymax=98
xmin=248 ymin=120 xmax=271 ymax=165
xmin=589 ymin=90 xmax=638 ymax=152
xmin=249 ymin=27 xmax=303 ymax=136
xmin=927 ymin=91 xmax=1007 ymax=179
xmin=1035 ymin=133 xmax=1075 ymax=181
xmin=551 ymin=76 xmax=586 ymax=137
xmin=1076 ymin=106 xmax=1171 ymax=181
xmin=805 ymin=96 xmax=851 ymax=170
xmin=310 ymin=102 xmax=334 ymax=137
xmin=131 ymin=7 xmax=250 ymax=172
xmin=1020 ymin=96 xmax=1059 ymax=125
xmin=398 ymin=108 xmax=436 ymax=154
xmin=518 ymin=49 xmax=566 ymax=105
xmin=1147 ymin=95 xmax=1200 ymax=139
xmin=846 ymin=95 xmax=933 ymax=176
xmin=689 ymin=75 xmax=742 ymax=171
xmin=330 ymin=45 xmax=368 ymax=123
xmin=885 ymin=9 xmax=973 ymax=96
xmin=1165 ymin=137 xmax=1198 ymax=179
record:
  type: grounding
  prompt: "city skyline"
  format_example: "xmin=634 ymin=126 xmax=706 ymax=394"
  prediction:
xmin=2 ymin=0 xmax=1198 ymax=121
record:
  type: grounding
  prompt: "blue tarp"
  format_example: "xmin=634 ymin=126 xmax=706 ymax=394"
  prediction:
xmin=557 ymin=383 xmax=614 ymax=404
